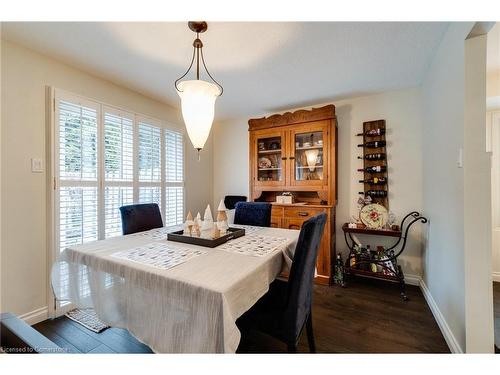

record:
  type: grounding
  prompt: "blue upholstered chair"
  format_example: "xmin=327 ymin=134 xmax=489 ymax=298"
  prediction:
xmin=224 ymin=195 xmax=247 ymax=210
xmin=236 ymin=213 xmax=327 ymax=353
xmin=119 ymin=203 xmax=164 ymax=235
xmin=234 ymin=202 xmax=271 ymax=227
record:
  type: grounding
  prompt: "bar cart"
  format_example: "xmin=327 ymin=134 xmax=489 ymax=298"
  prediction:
xmin=341 ymin=211 xmax=428 ymax=301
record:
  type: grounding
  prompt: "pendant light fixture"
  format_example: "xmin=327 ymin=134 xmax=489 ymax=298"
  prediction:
xmin=175 ymin=21 xmax=223 ymax=159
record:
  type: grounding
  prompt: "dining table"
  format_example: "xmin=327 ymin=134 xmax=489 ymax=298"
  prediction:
xmin=51 ymin=224 xmax=300 ymax=353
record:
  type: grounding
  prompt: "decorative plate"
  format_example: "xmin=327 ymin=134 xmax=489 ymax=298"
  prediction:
xmin=258 ymin=157 xmax=272 ymax=168
xmin=359 ymin=203 xmax=388 ymax=229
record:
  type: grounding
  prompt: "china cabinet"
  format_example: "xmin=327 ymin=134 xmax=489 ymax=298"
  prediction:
xmin=248 ymin=105 xmax=337 ymax=284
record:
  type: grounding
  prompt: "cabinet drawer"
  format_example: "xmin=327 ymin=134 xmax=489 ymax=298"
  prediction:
xmin=283 ymin=218 xmax=307 ymax=231
xmin=271 ymin=206 xmax=284 ymax=218
xmin=270 ymin=217 xmax=281 ymax=228
xmin=284 ymin=207 xmax=326 ymax=219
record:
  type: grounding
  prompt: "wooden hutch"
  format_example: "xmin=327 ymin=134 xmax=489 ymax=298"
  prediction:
xmin=248 ymin=105 xmax=337 ymax=284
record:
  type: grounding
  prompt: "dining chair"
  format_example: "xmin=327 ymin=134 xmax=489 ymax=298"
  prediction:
xmin=234 ymin=201 xmax=272 ymax=227
xmin=119 ymin=203 xmax=164 ymax=235
xmin=224 ymin=195 xmax=247 ymax=210
xmin=236 ymin=213 xmax=327 ymax=353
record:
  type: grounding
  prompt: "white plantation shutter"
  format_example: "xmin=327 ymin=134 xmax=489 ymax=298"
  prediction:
xmin=104 ymin=111 xmax=134 ymax=181
xmin=58 ymin=100 xmax=98 ymax=181
xmin=139 ymin=186 xmax=162 ymax=206
xmin=165 ymin=130 xmax=183 ymax=183
xmin=138 ymin=122 xmax=162 ymax=183
xmin=164 ymin=186 xmax=184 ymax=226
xmin=137 ymin=118 xmax=163 ymax=213
xmin=104 ymin=186 xmax=134 ymax=238
xmin=55 ymin=95 xmax=100 ymax=305
xmin=103 ymin=108 xmax=135 ymax=238
xmin=164 ymin=129 xmax=184 ymax=226
xmin=59 ymin=187 xmax=99 ymax=250
xmin=56 ymin=98 xmax=99 ymax=253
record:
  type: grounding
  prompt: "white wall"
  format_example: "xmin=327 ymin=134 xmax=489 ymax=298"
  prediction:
xmin=420 ymin=22 xmax=494 ymax=353
xmin=213 ymin=87 xmax=425 ymax=278
xmin=420 ymin=23 xmax=468 ymax=353
xmin=0 ymin=40 xmax=213 ymax=320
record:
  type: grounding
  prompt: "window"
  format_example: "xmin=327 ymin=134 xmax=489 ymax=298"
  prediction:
xmin=54 ymin=90 xmax=185 ymax=255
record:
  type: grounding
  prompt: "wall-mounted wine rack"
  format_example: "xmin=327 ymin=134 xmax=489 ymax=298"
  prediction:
xmin=357 ymin=119 xmax=389 ymax=208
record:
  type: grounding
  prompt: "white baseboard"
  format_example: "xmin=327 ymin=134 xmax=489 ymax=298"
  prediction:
xmin=418 ymin=279 xmax=464 ymax=353
xmin=18 ymin=306 xmax=48 ymax=326
xmin=404 ymin=273 xmax=421 ymax=286
xmin=492 ymin=272 xmax=500 ymax=282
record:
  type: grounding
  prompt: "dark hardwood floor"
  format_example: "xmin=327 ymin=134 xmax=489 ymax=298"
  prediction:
xmin=34 ymin=278 xmax=449 ymax=353
xmin=33 ymin=316 xmax=153 ymax=353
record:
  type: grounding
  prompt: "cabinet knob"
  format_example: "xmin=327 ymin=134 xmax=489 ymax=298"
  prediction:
xmin=298 ymin=212 xmax=309 ymax=217
xmin=281 ymin=157 xmax=287 ymax=160
xmin=289 ymin=156 xmax=295 ymax=160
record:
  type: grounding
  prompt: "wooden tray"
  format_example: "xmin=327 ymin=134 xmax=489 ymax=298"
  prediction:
xmin=167 ymin=227 xmax=245 ymax=248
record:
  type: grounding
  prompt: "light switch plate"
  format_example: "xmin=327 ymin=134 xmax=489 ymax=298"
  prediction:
xmin=31 ymin=158 xmax=44 ymax=173
xmin=457 ymin=148 xmax=463 ymax=168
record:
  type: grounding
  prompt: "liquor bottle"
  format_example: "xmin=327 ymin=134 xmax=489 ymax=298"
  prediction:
xmin=357 ymin=165 xmax=387 ymax=173
xmin=358 ymin=177 xmax=387 ymax=185
xmin=358 ymin=190 xmax=388 ymax=198
xmin=356 ymin=128 xmax=386 ymax=137
xmin=357 ymin=153 xmax=386 ymax=161
xmin=357 ymin=141 xmax=386 ymax=148
xmin=334 ymin=254 xmax=345 ymax=286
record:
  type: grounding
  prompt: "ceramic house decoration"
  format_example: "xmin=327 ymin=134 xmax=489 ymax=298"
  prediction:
xmin=216 ymin=199 xmax=229 ymax=235
xmin=200 ymin=204 xmax=215 ymax=239
xmin=183 ymin=211 xmax=194 ymax=236
xmin=192 ymin=212 xmax=202 ymax=237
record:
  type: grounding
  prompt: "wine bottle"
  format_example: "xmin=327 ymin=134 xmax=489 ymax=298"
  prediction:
xmin=357 ymin=141 xmax=386 ymax=148
xmin=359 ymin=177 xmax=387 ymax=185
xmin=358 ymin=190 xmax=388 ymax=198
xmin=357 ymin=153 xmax=386 ymax=161
xmin=356 ymin=128 xmax=386 ymax=137
xmin=357 ymin=165 xmax=387 ymax=173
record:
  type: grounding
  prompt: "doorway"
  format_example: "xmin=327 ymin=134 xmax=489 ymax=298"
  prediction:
xmin=488 ymin=111 xmax=500 ymax=350
xmin=487 ymin=21 xmax=500 ymax=351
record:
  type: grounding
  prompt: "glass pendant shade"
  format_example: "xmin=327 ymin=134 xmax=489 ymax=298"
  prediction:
xmin=177 ymin=80 xmax=221 ymax=150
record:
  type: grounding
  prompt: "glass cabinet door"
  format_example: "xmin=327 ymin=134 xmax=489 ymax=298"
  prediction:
xmin=290 ymin=123 xmax=328 ymax=186
xmin=253 ymin=131 xmax=285 ymax=186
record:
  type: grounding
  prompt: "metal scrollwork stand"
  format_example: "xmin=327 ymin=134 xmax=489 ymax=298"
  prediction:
xmin=342 ymin=211 xmax=428 ymax=301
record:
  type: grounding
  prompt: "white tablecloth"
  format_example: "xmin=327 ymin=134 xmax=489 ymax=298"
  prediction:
xmin=51 ymin=225 xmax=299 ymax=353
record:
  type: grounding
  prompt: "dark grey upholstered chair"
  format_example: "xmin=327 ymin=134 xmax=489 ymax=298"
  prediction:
xmin=234 ymin=202 xmax=272 ymax=227
xmin=0 ymin=312 xmax=61 ymax=354
xmin=119 ymin=203 xmax=164 ymax=235
xmin=224 ymin=195 xmax=247 ymax=210
xmin=236 ymin=213 xmax=327 ymax=353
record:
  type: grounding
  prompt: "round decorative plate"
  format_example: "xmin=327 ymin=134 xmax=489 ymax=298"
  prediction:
xmin=258 ymin=157 xmax=272 ymax=168
xmin=359 ymin=203 xmax=388 ymax=229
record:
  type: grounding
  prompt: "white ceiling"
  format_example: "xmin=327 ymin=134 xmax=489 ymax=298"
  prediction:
xmin=2 ymin=22 xmax=449 ymax=121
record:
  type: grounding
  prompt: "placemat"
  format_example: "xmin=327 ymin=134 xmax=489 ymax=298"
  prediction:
xmin=111 ymin=242 xmax=207 ymax=270
xmin=229 ymin=224 xmax=264 ymax=235
xmin=218 ymin=234 xmax=289 ymax=257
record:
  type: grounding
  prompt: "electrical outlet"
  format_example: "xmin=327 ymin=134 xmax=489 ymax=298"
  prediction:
xmin=31 ymin=158 xmax=44 ymax=173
